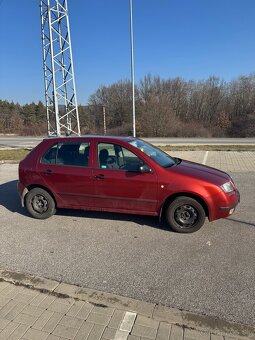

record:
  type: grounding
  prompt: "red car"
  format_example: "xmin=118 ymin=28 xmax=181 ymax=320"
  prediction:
xmin=18 ymin=136 xmax=240 ymax=233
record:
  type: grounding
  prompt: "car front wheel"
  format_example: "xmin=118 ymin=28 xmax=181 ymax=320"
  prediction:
xmin=25 ymin=187 xmax=56 ymax=219
xmin=166 ymin=196 xmax=206 ymax=233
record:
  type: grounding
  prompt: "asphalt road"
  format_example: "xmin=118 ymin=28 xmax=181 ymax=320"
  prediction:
xmin=0 ymin=164 xmax=255 ymax=327
xmin=0 ymin=136 xmax=255 ymax=148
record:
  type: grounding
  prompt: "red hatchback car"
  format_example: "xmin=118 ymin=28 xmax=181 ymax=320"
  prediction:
xmin=18 ymin=136 xmax=240 ymax=233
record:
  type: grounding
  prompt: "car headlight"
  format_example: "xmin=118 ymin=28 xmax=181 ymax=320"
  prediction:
xmin=220 ymin=181 xmax=234 ymax=193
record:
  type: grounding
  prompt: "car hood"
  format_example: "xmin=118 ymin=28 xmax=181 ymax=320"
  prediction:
xmin=169 ymin=159 xmax=230 ymax=186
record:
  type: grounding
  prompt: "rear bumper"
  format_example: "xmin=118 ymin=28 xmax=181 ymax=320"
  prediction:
xmin=17 ymin=181 xmax=28 ymax=207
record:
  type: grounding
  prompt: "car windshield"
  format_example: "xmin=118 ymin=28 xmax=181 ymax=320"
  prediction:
xmin=129 ymin=139 xmax=176 ymax=168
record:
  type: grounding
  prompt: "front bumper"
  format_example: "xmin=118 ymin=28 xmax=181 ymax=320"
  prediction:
xmin=208 ymin=189 xmax=240 ymax=221
xmin=219 ymin=189 xmax=240 ymax=212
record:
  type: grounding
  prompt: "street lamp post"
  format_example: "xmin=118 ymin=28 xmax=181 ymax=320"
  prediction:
xmin=129 ymin=0 xmax=136 ymax=137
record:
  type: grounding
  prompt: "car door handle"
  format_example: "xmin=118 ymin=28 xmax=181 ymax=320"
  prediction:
xmin=41 ymin=170 xmax=53 ymax=175
xmin=95 ymin=174 xmax=104 ymax=179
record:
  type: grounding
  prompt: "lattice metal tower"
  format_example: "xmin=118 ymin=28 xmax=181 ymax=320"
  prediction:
xmin=40 ymin=0 xmax=80 ymax=136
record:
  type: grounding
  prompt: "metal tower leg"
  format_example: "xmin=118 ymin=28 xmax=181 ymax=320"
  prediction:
xmin=40 ymin=0 xmax=80 ymax=136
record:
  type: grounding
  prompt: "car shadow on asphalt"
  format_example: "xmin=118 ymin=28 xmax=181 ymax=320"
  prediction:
xmin=0 ymin=180 xmax=29 ymax=216
xmin=0 ymin=180 xmax=170 ymax=231
xmin=56 ymin=208 xmax=169 ymax=231
xmin=226 ymin=217 xmax=255 ymax=227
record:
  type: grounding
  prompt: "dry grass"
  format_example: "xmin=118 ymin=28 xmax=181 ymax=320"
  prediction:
xmin=0 ymin=149 xmax=30 ymax=161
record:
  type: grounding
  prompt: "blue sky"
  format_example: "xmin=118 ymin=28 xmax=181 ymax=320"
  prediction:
xmin=0 ymin=0 xmax=255 ymax=104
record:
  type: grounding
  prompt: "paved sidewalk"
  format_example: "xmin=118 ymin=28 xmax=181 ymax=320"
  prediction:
xmin=0 ymin=271 xmax=254 ymax=340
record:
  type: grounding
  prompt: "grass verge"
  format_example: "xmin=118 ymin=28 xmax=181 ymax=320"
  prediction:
xmin=0 ymin=149 xmax=30 ymax=161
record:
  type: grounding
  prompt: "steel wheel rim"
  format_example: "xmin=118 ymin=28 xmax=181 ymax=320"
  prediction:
xmin=174 ymin=204 xmax=198 ymax=228
xmin=31 ymin=194 xmax=48 ymax=214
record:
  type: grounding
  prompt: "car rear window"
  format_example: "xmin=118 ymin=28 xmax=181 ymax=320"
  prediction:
xmin=41 ymin=142 xmax=90 ymax=167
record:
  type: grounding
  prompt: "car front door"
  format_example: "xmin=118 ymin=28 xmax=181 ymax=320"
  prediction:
xmin=93 ymin=142 xmax=158 ymax=214
xmin=38 ymin=141 xmax=94 ymax=209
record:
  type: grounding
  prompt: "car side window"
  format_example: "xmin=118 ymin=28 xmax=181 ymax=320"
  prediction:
xmin=97 ymin=143 xmax=144 ymax=171
xmin=41 ymin=144 xmax=58 ymax=164
xmin=41 ymin=142 xmax=90 ymax=167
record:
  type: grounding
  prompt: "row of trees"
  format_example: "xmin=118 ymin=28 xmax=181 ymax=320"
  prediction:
xmin=1 ymin=74 xmax=255 ymax=136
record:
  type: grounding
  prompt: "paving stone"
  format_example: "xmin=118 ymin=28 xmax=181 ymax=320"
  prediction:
xmin=38 ymin=295 xmax=56 ymax=309
xmin=75 ymin=302 xmax=93 ymax=320
xmin=0 ymin=300 xmax=18 ymax=318
xmin=114 ymin=329 xmax=129 ymax=340
xmin=32 ymin=310 xmax=54 ymax=330
xmin=6 ymin=323 xmax=29 ymax=340
xmin=183 ymin=328 xmax=209 ymax=340
xmin=92 ymin=306 xmax=115 ymax=316
xmin=169 ymin=325 xmax=183 ymax=340
xmin=102 ymin=326 xmax=117 ymax=339
xmin=108 ymin=309 xmax=125 ymax=329
xmin=53 ymin=324 xmax=79 ymax=339
xmin=0 ymin=282 xmax=9 ymax=292
xmin=0 ymin=285 xmax=17 ymax=298
xmin=14 ymin=312 xmax=38 ymax=326
xmin=66 ymin=301 xmax=85 ymax=317
xmin=23 ymin=327 xmax=50 ymax=340
xmin=74 ymin=321 xmax=94 ymax=340
xmin=46 ymin=335 xmax=61 ymax=340
xmin=210 ymin=335 xmax=224 ymax=340
xmin=87 ymin=323 xmax=105 ymax=340
xmin=47 ymin=299 xmax=73 ymax=314
xmin=22 ymin=304 xmax=45 ymax=318
xmin=131 ymin=324 xmax=157 ymax=339
xmin=30 ymin=293 xmax=48 ymax=307
xmin=120 ymin=312 xmax=137 ymax=332
xmin=59 ymin=315 xmax=84 ymax=329
xmin=5 ymin=302 xmax=27 ymax=320
xmin=0 ymin=297 xmax=9 ymax=308
xmin=135 ymin=315 xmax=159 ymax=329
xmin=42 ymin=312 xmax=64 ymax=333
xmin=0 ymin=318 xmax=11 ymax=330
xmin=156 ymin=322 xmax=171 ymax=340
xmin=13 ymin=292 xmax=35 ymax=304
xmin=87 ymin=312 xmax=111 ymax=326
xmin=127 ymin=335 xmax=141 ymax=340
xmin=0 ymin=321 xmax=19 ymax=339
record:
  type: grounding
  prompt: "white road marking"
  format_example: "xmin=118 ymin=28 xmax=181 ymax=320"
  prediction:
xmin=202 ymin=151 xmax=209 ymax=165
xmin=114 ymin=311 xmax=137 ymax=340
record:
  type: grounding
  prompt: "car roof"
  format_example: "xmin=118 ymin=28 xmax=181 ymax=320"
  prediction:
xmin=43 ymin=135 xmax=136 ymax=143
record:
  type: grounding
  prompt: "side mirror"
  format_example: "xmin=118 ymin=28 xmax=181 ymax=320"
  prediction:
xmin=139 ymin=164 xmax=152 ymax=173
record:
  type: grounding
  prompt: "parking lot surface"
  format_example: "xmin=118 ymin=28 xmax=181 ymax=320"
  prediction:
xmin=0 ymin=152 xmax=254 ymax=328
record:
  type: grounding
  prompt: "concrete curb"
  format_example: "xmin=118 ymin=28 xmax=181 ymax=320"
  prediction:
xmin=0 ymin=269 xmax=254 ymax=339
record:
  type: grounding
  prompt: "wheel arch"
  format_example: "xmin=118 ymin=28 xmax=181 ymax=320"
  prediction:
xmin=160 ymin=192 xmax=209 ymax=220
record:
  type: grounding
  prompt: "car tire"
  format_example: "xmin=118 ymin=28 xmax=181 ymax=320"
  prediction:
xmin=25 ymin=187 xmax=56 ymax=219
xmin=166 ymin=196 xmax=206 ymax=233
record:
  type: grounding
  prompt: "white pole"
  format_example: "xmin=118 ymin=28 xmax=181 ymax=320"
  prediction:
xmin=103 ymin=105 xmax=107 ymax=135
xmin=129 ymin=0 xmax=136 ymax=137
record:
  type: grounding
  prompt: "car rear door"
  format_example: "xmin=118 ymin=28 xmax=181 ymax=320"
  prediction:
xmin=38 ymin=140 xmax=94 ymax=209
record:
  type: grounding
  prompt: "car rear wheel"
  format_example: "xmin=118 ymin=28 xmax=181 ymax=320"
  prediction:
xmin=25 ymin=188 xmax=56 ymax=219
xmin=166 ymin=196 xmax=206 ymax=233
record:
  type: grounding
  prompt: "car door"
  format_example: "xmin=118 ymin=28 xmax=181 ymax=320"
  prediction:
xmin=38 ymin=141 xmax=94 ymax=209
xmin=93 ymin=142 xmax=158 ymax=214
